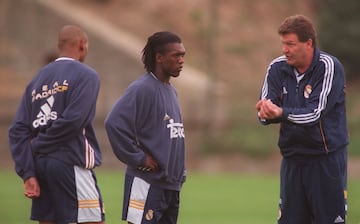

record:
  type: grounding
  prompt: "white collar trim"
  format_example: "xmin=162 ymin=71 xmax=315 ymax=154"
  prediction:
xmin=150 ymin=72 xmax=158 ymax=80
xmin=55 ymin=57 xmax=75 ymax=61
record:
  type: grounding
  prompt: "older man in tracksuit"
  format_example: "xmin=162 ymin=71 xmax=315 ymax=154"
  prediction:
xmin=256 ymin=15 xmax=349 ymax=224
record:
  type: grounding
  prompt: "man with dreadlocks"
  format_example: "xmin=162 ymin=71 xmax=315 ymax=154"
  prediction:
xmin=105 ymin=31 xmax=186 ymax=224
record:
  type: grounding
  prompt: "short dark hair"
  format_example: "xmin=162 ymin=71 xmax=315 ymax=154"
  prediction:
xmin=278 ymin=15 xmax=317 ymax=48
xmin=142 ymin=31 xmax=182 ymax=72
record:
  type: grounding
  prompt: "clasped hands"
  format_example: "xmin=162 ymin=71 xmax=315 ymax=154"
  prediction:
xmin=256 ymin=99 xmax=283 ymax=120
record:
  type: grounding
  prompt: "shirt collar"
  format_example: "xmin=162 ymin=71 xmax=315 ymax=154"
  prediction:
xmin=55 ymin=57 xmax=75 ymax=61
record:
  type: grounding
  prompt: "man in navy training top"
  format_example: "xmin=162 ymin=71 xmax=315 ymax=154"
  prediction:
xmin=105 ymin=31 xmax=186 ymax=224
xmin=9 ymin=25 xmax=105 ymax=224
xmin=256 ymin=15 xmax=349 ymax=224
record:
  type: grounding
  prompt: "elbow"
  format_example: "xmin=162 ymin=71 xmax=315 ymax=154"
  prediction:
xmin=104 ymin=115 xmax=115 ymax=133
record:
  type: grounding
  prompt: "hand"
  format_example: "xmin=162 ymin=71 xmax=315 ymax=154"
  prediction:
xmin=138 ymin=153 xmax=159 ymax=172
xmin=145 ymin=153 xmax=159 ymax=171
xmin=257 ymin=99 xmax=282 ymax=120
xmin=24 ymin=177 xmax=40 ymax=199
xmin=255 ymin=99 xmax=266 ymax=112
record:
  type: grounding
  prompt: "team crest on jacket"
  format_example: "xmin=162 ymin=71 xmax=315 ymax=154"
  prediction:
xmin=304 ymin=84 xmax=312 ymax=98
xmin=145 ymin=209 xmax=154 ymax=221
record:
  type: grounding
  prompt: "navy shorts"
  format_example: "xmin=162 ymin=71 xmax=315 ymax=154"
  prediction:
xmin=278 ymin=149 xmax=347 ymax=224
xmin=122 ymin=174 xmax=180 ymax=224
xmin=32 ymin=155 xmax=105 ymax=224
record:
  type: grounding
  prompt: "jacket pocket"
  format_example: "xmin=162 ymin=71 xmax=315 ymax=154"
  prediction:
xmin=279 ymin=123 xmax=326 ymax=153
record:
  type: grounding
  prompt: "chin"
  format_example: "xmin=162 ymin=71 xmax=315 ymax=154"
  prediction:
xmin=286 ymin=60 xmax=294 ymax=66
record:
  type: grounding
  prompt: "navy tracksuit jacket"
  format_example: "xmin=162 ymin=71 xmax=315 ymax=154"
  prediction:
xmin=259 ymin=48 xmax=349 ymax=157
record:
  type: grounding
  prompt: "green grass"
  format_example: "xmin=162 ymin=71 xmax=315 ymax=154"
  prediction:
xmin=1 ymin=169 xmax=360 ymax=224
xmin=178 ymin=173 xmax=279 ymax=224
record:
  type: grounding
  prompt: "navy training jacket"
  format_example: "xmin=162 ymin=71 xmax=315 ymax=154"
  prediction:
xmin=9 ymin=58 xmax=102 ymax=181
xmin=105 ymin=73 xmax=186 ymax=191
xmin=259 ymin=48 xmax=349 ymax=157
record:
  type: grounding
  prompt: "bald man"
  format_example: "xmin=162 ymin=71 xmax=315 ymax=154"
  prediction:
xmin=9 ymin=25 xmax=105 ymax=224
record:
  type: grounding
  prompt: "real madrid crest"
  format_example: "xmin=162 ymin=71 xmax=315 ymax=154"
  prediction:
xmin=145 ymin=209 xmax=154 ymax=221
xmin=304 ymin=84 xmax=312 ymax=99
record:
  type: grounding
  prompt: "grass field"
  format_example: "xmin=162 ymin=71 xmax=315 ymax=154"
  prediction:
xmin=1 ymin=169 xmax=360 ymax=224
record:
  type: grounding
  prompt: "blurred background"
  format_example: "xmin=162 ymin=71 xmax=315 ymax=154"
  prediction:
xmin=1 ymin=0 xmax=360 ymax=223
xmin=1 ymin=0 xmax=360 ymax=184
xmin=1 ymin=0 xmax=360 ymax=173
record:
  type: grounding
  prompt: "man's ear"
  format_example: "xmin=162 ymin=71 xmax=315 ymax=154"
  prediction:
xmin=155 ymin=52 xmax=163 ymax=63
xmin=306 ymin=38 xmax=313 ymax=49
xmin=79 ymin=39 xmax=86 ymax=51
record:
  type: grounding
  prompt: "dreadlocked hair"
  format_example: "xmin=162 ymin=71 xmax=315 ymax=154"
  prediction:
xmin=142 ymin=31 xmax=182 ymax=72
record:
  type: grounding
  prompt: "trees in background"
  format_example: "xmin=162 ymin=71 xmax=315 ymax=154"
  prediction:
xmin=314 ymin=0 xmax=360 ymax=80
